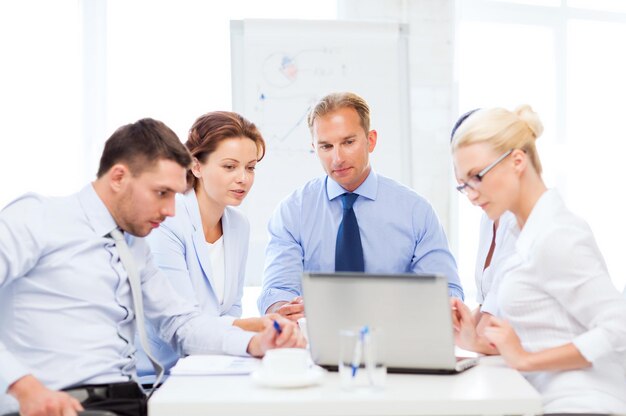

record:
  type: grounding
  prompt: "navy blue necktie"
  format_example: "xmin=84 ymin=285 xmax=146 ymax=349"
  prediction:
xmin=335 ymin=193 xmax=364 ymax=272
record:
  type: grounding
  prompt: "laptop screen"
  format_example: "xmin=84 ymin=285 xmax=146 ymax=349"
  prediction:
xmin=301 ymin=272 xmax=462 ymax=374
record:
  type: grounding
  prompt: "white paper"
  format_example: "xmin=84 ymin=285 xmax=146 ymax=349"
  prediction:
xmin=170 ymin=355 xmax=261 ymax=376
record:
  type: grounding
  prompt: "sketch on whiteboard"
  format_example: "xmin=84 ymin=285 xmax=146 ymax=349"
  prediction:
xmin=254 ymin=49 xmax=349 ymax=154
xmin=261 ymin=49 xmax=346 ymax=87
xmin=254 ymin=91 xmax=316 ymax=153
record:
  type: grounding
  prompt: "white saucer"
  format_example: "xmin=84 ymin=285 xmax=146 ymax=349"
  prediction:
xmin=250 ymin=366 xmax=325 ymax=388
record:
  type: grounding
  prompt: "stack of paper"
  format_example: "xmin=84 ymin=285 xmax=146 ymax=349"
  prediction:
xmin=170 ymin=355 xmax=261 ymax=376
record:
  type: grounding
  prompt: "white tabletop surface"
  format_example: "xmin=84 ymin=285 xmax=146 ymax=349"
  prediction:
xmin=149 ymin=356 xmax=542 ymax=416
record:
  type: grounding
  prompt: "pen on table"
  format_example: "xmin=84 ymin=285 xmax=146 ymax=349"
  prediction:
xmin=273 ymin=320 xmax=282 ymax=334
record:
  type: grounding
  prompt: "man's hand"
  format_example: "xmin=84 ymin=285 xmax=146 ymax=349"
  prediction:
xmin=8 ymin=375 xmax=84 ymax=416
xmin=267 ymin=296 xmax=304 ymax=321
xmin=246 ymin=316 xmax=307 ymax=357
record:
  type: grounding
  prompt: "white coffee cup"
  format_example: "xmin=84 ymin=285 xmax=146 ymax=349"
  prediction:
xmin=262 ymin=348 xmax=310 ymax=377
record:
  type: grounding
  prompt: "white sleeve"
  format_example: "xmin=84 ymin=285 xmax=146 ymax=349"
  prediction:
xmin=539 ymin=223 xmax=626 ymax=362
xmin=0 ymin=343 xmax=31 ymax=394
xmin=0 ymin=195 xmax=44 ymax=393
xmin=480 ymin=288 xmax=499 ymax=316
xmin=140 ymin=243 xmax=254 ymax=357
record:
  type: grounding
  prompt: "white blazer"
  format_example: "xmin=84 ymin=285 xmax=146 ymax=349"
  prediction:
xmin=136 ymin=190 xmax=251 ymax=377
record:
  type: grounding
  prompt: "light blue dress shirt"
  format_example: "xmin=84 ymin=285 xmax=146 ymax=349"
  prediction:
xmin=0 ymin=185 xmax=253 ymax=413
xmin=136 ymin=191 xmax=252 ymax=379
xmin=258 ymin=171 xmax=462 ymax=314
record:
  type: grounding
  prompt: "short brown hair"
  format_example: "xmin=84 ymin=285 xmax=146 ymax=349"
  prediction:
xmin=307 ymin=92 xmax=371 ymax=135
xmin=185 ymin=111 xmax=266 ymax=190
xmin=97 ymin=118 xmax=191 ymax=178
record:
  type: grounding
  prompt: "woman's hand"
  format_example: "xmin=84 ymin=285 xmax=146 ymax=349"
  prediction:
xmin=484 ymin=316 xmax=593 ymax=372
xmin=233 ymin=313 xmax=286 ymax=332
xmin=450 ymin=297 xmax=478 ymax=351
xmin=450 ymin=298 xmax=498 ymax=355
xmin=483 ymin=316 xmax=530 ymax=370
xmin=233 ymin=317 xmax=266 ymax=332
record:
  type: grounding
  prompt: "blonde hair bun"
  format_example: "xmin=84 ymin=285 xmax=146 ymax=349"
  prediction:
xmin=514 ymin=104 xmax=544 ymax=139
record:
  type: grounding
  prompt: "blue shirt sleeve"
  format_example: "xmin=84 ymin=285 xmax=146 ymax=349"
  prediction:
xmin=257 ymin=197 xmax=304 ymax=314
xmin=409 ymin=200 xmax=463 ymax=300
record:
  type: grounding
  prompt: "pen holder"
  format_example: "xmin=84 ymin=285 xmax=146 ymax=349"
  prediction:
xmin=338 ymin=326 xmax=386 ymax=391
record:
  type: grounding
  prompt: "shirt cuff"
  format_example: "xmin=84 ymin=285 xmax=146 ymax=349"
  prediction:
xmin=447 ymin=283 xmax=464 ymax=301
xmin=219 ymin=315 xmax=237 ymax=326
xmin=475 ymin=291 xmax=485 ymax=305
xmin=257 ymin=288 xmax=299 ymax=315
xmin=221 ymin=327 xmax=256 ymax=357
xmin=572 ymin=327 xmax=613 ymax=363
xmin=0 ymin=351 xmax=30 ymax=395
xmin=480 ymin=292 xmax=498 ymax=316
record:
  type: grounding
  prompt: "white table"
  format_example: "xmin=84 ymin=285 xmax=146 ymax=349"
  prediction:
xmin=149 ymin=356 xmax=542 ymax=416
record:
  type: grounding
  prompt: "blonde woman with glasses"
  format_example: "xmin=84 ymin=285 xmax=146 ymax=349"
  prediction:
xmin=450 ymin=105 xmax=626 ymax=414
xmin=450 ymin=110 xmax=518 ymax=357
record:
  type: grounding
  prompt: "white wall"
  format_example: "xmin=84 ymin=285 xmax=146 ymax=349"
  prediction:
xmin=338 ymin=0 xmax=460 ymax=253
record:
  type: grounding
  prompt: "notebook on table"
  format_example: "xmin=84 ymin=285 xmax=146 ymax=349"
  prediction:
xmin=301 ymin=272 xmax=478 ymax=374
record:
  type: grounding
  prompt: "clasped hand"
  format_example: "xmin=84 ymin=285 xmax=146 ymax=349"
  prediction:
xmin=450 ymin=297 xmax=530 ymax=369
xmin=274 ymin=296 xmax=305 ymax=321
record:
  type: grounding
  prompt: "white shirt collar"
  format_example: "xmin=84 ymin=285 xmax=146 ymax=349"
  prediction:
xmin=515 ymin=189 xmax=564 ymax=259
xmin=78 ymin=183 xmax=119 ymax=238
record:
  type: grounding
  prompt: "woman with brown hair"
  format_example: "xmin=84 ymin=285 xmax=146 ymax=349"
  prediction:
xmin=136 ymin=111 xmax=304 ymax=381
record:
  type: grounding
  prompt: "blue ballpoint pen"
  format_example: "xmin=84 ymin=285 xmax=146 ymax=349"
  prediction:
xmin=273 ymin=320 xmax=282 ymax=334
xmin=351 ymin=326 xmax=369 ymax=377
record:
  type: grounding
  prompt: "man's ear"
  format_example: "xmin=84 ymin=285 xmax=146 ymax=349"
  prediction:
xmin=108 ymin=164 xmax=130 ymax=192
xmin=367 ymin=129 xmax=378 ymax=153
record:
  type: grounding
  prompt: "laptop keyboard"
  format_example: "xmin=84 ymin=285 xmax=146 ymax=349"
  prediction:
xmin=455 ymin=357 xmax=479 ymax=372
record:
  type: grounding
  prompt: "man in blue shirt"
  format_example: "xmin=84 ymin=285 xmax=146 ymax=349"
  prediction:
xmin=258 ymin=92 xmax=462 ymax=319
xmin=0 ymin=119 xmax=302 ymax=416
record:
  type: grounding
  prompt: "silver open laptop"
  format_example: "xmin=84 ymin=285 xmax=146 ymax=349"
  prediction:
xmin=301 ymin=272 xmax=478 ymax=374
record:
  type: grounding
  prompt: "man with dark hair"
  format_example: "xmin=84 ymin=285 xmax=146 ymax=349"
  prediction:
xmin=96 ymin=118 xmax=192 ymax=179
xmin=0 ymin=118 xmax=302 ymax=416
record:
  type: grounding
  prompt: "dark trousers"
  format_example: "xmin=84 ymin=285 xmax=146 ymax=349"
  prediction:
xmin=64 ymin=381 xmax=147 ymax=416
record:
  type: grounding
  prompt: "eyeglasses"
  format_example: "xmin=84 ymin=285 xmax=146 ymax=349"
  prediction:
xmin=456 ymin=149 xmax=513 ymax=195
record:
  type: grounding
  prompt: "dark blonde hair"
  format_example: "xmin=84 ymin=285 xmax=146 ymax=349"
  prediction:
xmin=185 ymin=111 xmax=265 ymax=190
xmin=451 ymin=105 xmax=544 ymax=174
xmin=307 ymin=92 xmax=371 ymax=135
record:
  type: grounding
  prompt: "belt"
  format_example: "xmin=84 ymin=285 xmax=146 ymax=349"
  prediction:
xmin=63 ymin=381 xmax=146 ymax=402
